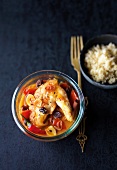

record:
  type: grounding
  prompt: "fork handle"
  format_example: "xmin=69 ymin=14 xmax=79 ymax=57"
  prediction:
xmin=77 ymin=71 xmax=82 ymax=89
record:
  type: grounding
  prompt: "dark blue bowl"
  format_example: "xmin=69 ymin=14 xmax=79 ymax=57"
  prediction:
xmin=80 ymin=34 xmax=117 ymax=89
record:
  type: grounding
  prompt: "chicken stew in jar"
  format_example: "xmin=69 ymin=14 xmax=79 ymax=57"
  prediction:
xmin=19 ymin=78 xmax=80 ymax=137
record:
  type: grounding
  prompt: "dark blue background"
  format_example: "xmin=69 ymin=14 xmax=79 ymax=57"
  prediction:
xmin=0 ymin=0 xmax=117 ymax=170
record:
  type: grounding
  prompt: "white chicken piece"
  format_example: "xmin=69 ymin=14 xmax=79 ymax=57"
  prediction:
xmin=29 ymin=79 xmax=73 ymax=128
xmin=56 ymin=86 xmax=73 ymax=122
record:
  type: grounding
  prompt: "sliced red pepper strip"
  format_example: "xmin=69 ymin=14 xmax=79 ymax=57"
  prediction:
xmin=70 ymin=89 xmax=80 ymax=112
xmin=73 ymin=100 xmax=80 ymax=112
xmin=23 ymin=87 xmax=37 ymax=95
xmin=53 ymin=118 xmax=61 ymax=126
xmin=27 ymin=123 xmax=46 ymax=135
xmin=70 ymin=89 xmax=79 ymax=106
xmin=52 ymin=118 xmax=66 ymax=130
xmin=21 ymin=110 xmax=31 ymax=119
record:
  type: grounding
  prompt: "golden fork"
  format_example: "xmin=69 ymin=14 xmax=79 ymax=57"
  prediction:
xmin=70 ymin=36 xmax=88 ymax=152
xmin=71 ymin=36 xmax=82 ymax=89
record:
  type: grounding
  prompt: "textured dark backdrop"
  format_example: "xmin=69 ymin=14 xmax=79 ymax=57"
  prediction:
xmin=0 ymin=0 xmax=117 ymax=170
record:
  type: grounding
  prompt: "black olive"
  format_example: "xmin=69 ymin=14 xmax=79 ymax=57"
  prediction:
xmin=66 ymin=87 xmax=72 ymax=97
xmin=36 ymin=79 xmax=43 ymax=87
xmin=53 ymin=111 xmax=62 ymax=118
xmin=22 ymin=105 xmax=29 ymax=111
xmin=39 ymin=107 xmax=48 ymax=114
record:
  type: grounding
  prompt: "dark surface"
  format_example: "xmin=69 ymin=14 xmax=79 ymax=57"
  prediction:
xmin=0 ymin=0 xmax=117 ymax=170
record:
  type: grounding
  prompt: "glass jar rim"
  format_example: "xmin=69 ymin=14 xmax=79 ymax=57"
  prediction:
xmin=11 ymin=70 xmax=85 ymax=141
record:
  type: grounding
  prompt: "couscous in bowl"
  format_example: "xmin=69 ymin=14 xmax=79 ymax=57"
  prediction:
xmin=80 ymin=34 xmax=117 ymax=89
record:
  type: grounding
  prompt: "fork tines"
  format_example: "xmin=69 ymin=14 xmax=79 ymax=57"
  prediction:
xmin=70 ymin=36 xmax=83 ymax=89
xmin=71 ymin=36 xmax=83 ymax=61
